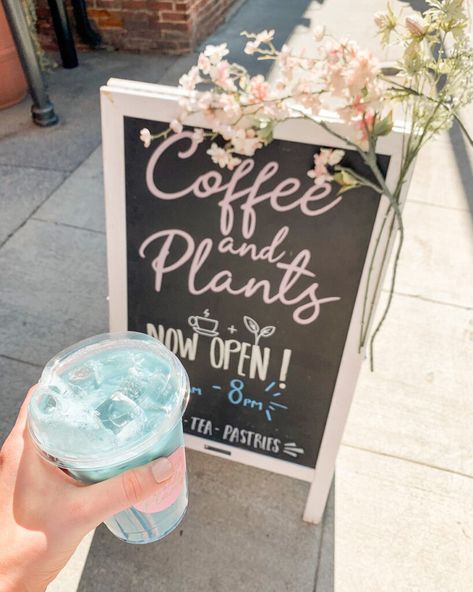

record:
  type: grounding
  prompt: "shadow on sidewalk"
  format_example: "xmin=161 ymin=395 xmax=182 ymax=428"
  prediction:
xmin=75 ymin=452 xmax=334 ymax=592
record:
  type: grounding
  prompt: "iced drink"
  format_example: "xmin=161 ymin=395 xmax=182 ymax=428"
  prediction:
xmin=27 ymin=332 xmax=190 ymax=544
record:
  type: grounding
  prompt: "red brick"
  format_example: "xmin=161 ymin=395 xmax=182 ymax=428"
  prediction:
xmin=151 ymin=1 xmax=174 ymax=9
xmin=162 ymin=21 xmax=191 ymax=32
xmin=121 ymin=1 xmax=151 ymax=9
xmin=37 ymin=0 xmax=236 ymax=55
xmin=159 ymin=11 xmax=189 ymax=22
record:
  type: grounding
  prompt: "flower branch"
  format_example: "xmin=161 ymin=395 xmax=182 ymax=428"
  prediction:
xmin=140 ymin=0 xmax=472 ymax=368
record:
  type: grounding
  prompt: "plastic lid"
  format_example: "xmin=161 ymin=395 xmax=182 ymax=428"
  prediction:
xmin=27 ymin=332 xmax=189 ymax=470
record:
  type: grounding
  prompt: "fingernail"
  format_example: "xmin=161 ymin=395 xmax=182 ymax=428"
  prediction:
xmin=151 ymin=457 xmax=174 ymax=483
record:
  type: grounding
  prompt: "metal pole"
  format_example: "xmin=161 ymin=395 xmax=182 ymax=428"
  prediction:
xmin=1 ymin=0 xmax=58 ymax=126
xmin=47 ymin=0 xmax=78 ymax=69
xmin=72 ymin=0 xmax=102 ymax=48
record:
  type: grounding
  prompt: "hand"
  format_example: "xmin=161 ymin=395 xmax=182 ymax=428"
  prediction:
xmin=0 ymin=387 xmax=175 ymax=592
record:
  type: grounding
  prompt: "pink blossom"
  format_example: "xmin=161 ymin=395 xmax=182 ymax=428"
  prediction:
xmin=346 ymin=50 xmax=380 ymax=96
xmin=313 ymin=25 xmax=326 ymax=42
xmin=218 ymin=93 xmax=241 ymax=120
xmin=355 ymin=112 xmax=375 ymax=143
xmin=307 ymin=148 xmax=344 ymax=185
xmin=307 ymin=163 xmax=331 ymax=185
xmin=214 ymin=122 xmax=236 ymax=141
xmin=197 ymin=91 xmax=215 ymax=110
xmin=197 ymin=53 xmax=212 ymax=74
xmin=231 ymin=128 xmax=262 ymax=156
xmin=261 ymin=101 xmax=290 ymax=120
xmin=213 ymin=61 xmax=237 ymax=92
xmin=203 ymin=43 xmax=229 ymax=65
xmin=327 ymin=63 xmax=346 ymax=96
xmin=179 ymin=66 xmax=202 ymax=91
xmin=140 ymin=128 xmax=152 ymax=148
xmin=279 ymin=44 xmax=296 ymax=80
xmin=170 ymin=119 xmax=183 ymax=133
xmin=244 ymin=40 xmax=259 ymax=55
xmin=206 ymin=143 xmax=241 ymax=169
xmin=293 ymin=80 xmax=322 ymax=113
xmin=248 ymin=75 xmax=270 ymax=103
xmin=244 ymin=29 xmax=275 ymax=54
xmin=192 ymin=128 xmax=205 ymax=143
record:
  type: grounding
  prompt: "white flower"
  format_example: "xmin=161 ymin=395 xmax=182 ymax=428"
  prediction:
xmin=192 ymin=128 xmax=205 ymax=143
xmin=140 ymin=128 xmax=152 ymax=148
xmin=318 ymin=148 xmax=345 ymax=166
xmin=258 ymin=29 xmax=275 ymax=44
xmin=170 ymin=119 xmax=183 ymax=133
xmin=212 ymin=60 xmax=237 ymax=92
xmin=307 ymin=148 xmax=345 ymax=185
xmin=244 ymin=29 xmax=275 ymax=54
xmin=203 ymin=43 xmax=229 ymax=65
xmin=244 ymin=40 xmax=259 ymax=55
xmin=198 ymin=91 xmax=215 ymax=110
xmin=179 ymin=66 xmax=202 ymax=91
xmin=231 ymin=128 xmax=262 ymax=156
xmin=326 ymin=148 xmax=345 ymax=165
xmin=207 ymin=143 xmax=241 ymax=169
xmin=313 ymin=25 xmax=326 ymax=42
xmin=197 ymin=53 xmax=212 ymax=74
xmin=218 ymin=93 xmax=242 ymax=119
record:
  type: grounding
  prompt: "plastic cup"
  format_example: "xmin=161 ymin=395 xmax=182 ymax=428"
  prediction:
xmin=27 ymin=332 xmax=190 ymax=544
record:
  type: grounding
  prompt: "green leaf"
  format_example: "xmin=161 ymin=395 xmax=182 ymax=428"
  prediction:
xmin=373 ymin=111 xmax=394 ymax=137
xmin=333 ymin=170 xmax=360 ymax=188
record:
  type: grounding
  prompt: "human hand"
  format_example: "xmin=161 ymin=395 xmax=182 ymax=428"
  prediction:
xmin=0 ymin=387 xmax=175 ymax=592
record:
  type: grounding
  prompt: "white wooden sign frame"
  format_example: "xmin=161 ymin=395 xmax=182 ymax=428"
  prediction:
xmin=100 ymin=78 xmax=412 ymax=524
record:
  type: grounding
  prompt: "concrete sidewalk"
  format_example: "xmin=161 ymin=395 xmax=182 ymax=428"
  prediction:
xmin=1 ymin=0 xmax=472 ymax=590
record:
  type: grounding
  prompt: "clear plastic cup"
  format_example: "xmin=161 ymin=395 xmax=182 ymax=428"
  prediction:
xmin=27 ymin=332 xmax=190 ymax=544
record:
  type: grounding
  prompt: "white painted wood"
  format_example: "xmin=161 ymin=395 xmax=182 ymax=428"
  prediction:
xmin=100 ymin=79 xmax=410 ymax=524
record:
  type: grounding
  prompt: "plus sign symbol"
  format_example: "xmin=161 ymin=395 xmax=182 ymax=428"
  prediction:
xmin=227 ymin=325 xmax=237 ymax=335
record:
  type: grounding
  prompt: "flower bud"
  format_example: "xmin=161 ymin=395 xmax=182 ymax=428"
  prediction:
xmin=374 ymin=12 xmax=388 ymax=29
xmin=405 ymin=15 xmax=426 ymax=37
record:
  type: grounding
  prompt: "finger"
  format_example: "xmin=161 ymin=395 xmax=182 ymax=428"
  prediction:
xmin=10 ymin=385 xmax=37 ymax=435
xmin=78 ymin=457 xmax=174 ymax=527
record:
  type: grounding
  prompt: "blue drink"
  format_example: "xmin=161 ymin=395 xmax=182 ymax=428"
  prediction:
xmin=27 ymin=332 xmax=190 ymax=544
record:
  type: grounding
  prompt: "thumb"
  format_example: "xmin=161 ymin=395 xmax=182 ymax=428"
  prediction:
xmin=78 ymin=457 xmax=174 ymax=528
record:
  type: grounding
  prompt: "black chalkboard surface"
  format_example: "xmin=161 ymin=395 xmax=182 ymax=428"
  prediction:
xmin=123 ymin=115 xmax=389 ymax=470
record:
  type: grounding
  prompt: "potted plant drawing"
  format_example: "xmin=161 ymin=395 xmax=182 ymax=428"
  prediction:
xmin=243 ymin=315 xmax=276 ymax=346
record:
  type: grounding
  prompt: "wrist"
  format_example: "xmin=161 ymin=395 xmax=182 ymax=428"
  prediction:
xmin=0 ymin=563 xmax=47 ymax=592
xmin=0 ymin=575 xmax=46 ymax=592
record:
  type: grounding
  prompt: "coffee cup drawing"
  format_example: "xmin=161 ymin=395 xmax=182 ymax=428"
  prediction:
xmin=188 ymin=315 xmax=219 ymax=337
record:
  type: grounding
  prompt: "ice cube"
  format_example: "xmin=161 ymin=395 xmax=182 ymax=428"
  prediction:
xmin=96 ymin=392 xmax=142 ymax=434
xmin=119 ymin=377 xmax=144 ymax=402
xmin=68 ymin=361 xmax=103 ymax=389
xmin=37 ymin=390 xmax=59 ymax=414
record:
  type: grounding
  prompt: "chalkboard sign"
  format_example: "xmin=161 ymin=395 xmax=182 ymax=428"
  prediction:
xmin=101 ymin=79 xmax=409 ymax=522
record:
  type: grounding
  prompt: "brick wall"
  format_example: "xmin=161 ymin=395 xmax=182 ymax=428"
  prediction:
xmin=35 ymin=0 xmax=237 ymax=54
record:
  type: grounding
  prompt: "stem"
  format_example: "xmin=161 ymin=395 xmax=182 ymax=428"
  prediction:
xmin=361 ymin=208 xmax=397 ymax=348
xmin=369 ymin=221 xmax=404 ymax=371
xmin=358 ymin=205 xmax=392 ymax=349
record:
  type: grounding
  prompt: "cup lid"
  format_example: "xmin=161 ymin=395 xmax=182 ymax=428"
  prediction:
xmin=27 ymin=332 xmax=189 ymax=470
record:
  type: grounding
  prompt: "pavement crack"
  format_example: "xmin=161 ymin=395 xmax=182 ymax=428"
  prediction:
xmin=342 ymin=443 xmax=473 ymax=480
xmin=387 ymin=289 xmax=473 ymax=311
xmin=0 ymin=354 xmax=43 ymax=369
xmin=0 ymin=143 xmax=102 ymax=250
xmin=408 ymin=198 xmax=469 ymax=213
xmin=0 ymin=162 xmax=70 ymax=173
xmin=31 ymin=217 xmax=105 ymax=235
